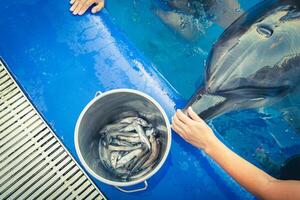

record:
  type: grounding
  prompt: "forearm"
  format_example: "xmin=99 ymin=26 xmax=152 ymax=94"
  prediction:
xmin=172 ymin=109 xmax=300 ymax=199
xmin=204 ymin=137 xmax=277 ymax=199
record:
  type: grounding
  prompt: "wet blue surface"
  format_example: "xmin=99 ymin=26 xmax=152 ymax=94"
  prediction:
xmin=0 ymin=0 xmax=255 ymax=199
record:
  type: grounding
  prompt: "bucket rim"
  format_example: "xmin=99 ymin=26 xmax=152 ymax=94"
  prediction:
xmin=74 ymin=88 xmax=172 ymax=187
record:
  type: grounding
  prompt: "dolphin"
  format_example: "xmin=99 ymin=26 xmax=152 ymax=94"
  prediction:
xmin=185 ymin=0 xmax=300 ymax=122
xmin=153 ymin=0 xmax=243 ymax=41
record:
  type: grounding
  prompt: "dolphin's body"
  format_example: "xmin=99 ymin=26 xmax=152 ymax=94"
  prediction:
xmin=154 ymin=0 xmax=243 ymax=41
xmin=186 ymin=0 xmax=300 ymax=125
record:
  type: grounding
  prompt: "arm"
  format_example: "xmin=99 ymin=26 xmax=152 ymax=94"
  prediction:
xmin=172 ymin=107 xmax=300 ymax=200
xmin=70 ymin=0 xmax=104 ymax=15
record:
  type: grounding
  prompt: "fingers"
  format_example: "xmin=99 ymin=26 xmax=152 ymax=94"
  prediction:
xmin=172 ymin=114 xmax=188 ymax=131
xmin=78 ymin=0 xmax=94 ymax=15
xmin=187 ymin=107 xmax=203 ymax=122
xmin=91 ymin=1 xmax=104 ymax=13
xmin=73 ymin=0 xmax=89 ymax=15
xmin=70 ymin=0 xmax=104 ymax=15
xmin=70 ymin=0 xmax=80 ymax=13
xmin=171 ymin=123 xmax=184 ymax=136
xmin=176 ymin=109 xmax=194 ymax=124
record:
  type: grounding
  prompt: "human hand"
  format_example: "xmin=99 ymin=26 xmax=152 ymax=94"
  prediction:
xmin=70 ymin=0 xmax=105 ymax=15
xmin=172 ymin=107 xmax=218 ymax=152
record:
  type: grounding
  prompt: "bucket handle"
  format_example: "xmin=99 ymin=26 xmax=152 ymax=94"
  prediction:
xmin=115 ymin=181 xmax=148 ymax=193
xmin=95 ymin=91 xmax=102 ymax=97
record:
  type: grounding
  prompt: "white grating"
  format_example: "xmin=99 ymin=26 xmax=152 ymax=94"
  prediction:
xmin=0 ymin=60 xmax=106 ymax=200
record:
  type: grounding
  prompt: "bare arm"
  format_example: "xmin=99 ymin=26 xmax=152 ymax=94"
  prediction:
xmin=172 ymin=107 xmax=300 ymax=200
xmin=207 ymin=136 xmax=300 ymax=200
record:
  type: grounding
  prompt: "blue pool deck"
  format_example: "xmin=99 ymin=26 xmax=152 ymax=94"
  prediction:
xmin=0 ymin=0 xmax=255 ymax=199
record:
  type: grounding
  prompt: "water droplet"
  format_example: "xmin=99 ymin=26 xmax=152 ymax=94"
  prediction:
xmin=235 ymin=8 xmax=241 ymax=13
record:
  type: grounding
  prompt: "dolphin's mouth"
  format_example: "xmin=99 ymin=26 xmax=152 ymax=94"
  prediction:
xmin=216 ymin=85 xmax=290 ymax=99
xmin=184 ymin=89 xmax=227 ymax=120
xmin=184 ymin=85 xmax=290 ymax=120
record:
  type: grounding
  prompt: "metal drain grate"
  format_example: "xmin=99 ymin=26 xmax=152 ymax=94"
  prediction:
xmin=0 ymin=60 xmax=105 ymax=200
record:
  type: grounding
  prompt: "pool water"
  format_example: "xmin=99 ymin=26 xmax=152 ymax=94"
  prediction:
xmin=104 ymin=0 xmax=300 ymax=177
xmin=105 ymin=0 xmax=260 ymax=99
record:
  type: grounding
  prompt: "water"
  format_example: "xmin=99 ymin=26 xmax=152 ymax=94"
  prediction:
xmin=104 ymin=0 xmax=300 ymax=178
xmin=105 ymin=0 xmax=263 ymax=99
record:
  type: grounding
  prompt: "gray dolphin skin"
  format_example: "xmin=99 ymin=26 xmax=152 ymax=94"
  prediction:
xmin=185 ymin=0 xmax=300 ymax=120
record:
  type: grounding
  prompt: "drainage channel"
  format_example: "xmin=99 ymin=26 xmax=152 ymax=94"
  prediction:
xmin=0 ymin=60 xmax=105 ymax=200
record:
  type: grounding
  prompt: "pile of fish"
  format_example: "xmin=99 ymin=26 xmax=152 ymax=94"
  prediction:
xmin=98 ymin=113 xmax=161 ymax=180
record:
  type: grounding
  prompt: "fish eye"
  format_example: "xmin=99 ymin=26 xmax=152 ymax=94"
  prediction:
xmin=256 ymin=25 xmax=273 ymax=38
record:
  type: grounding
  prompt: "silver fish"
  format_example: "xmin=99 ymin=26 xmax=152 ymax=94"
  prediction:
xmin=124 ymin=156 xmax=138 ymax=170
xmin=117 ymin=135 xmax=141 ymax=144
xmin=99 ymin=140 xmax=112 ymax=168
xmin=111 ymin=138 xmax=133 ymax=147
xmin=116 ymin=148 xmax=143 ymax=168
xmin=145 ymin=128 xmax=155 ymax=137
xmin=99 ymin=112 xmax=162 ymax=179
xmin=120 ymin=124 xmax=136 ymax=132
xmin=135 ymin=118 xmax=150 ymax=128
xmin=134 ymin=123 xmax=151 ymax=150
xmin=118 ymin=116 xmax=150 ymax=127
xmin=110 ymin=151 xmax=119 ymax=169
xmin=118 ymin=116 xmax=138 ymax=124
xmin=130 ymin=162 xmax=156 ymax=180
xmin=126 ymin=148 xmax=149 ymax=171
xmin=141 ymin=136 xmax=160 ymax=169
xmin=131 ymin=150 xmax=151 ymax=173
xmin=108 ymin=144 xmax=142 ymax=152
xmin=99 ymin=123 xmax=128 ymax=134
xmin=107 ymin=131 xmax=139 ymax=138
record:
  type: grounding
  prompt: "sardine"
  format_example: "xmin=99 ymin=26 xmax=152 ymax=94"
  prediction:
xmin=135 ymin=118 xmax=150 ymax=128
xmin=124 ymin=156 xmax=138 ymax=170
xmin=134 ymin=123 xmax=151 ymax=150
xmin=141 ymin=136 xmax=160 ymax=169
xmin=110 ymin=151 xmax=119 ymax=169
xmin=145 ymin=128 xmax=155 ymax=137
xmin=107 ymin=131 xmax=139 ymax=138
xmin=118 ymin=116 xmax=150 ymax=127
xmin=130 ymin=162 xmax=156 ymax=180
xmin=125 ymin=148 xmax=149 ymax=171
xmin=118 ymin=116 xmax=138 ymax=124
xmin=99 ymin=139 xmax=112 ymax=167
xmin=108 ymin=144 xmax=142 ymax=152
xmin=111 ymin=138 xmax=133 ymax=147
xmin=120 ymin=124 xmax=136 ymax=132
xmin=116 ymin=148 xmax=143 ymax=168
xmin=98 ymin=112 xmax=162 ymax=179
xmin=117 ymin=135 xmax=141 ymax=144
xmin=99 ymin=123 xmax=128 ymax=134
xmin=131 ymin=150 xmax=151 ymax=173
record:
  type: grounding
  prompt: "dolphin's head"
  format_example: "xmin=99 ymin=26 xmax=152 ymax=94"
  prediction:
xmin=187 ymin=0 xmax=300 ymax=120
